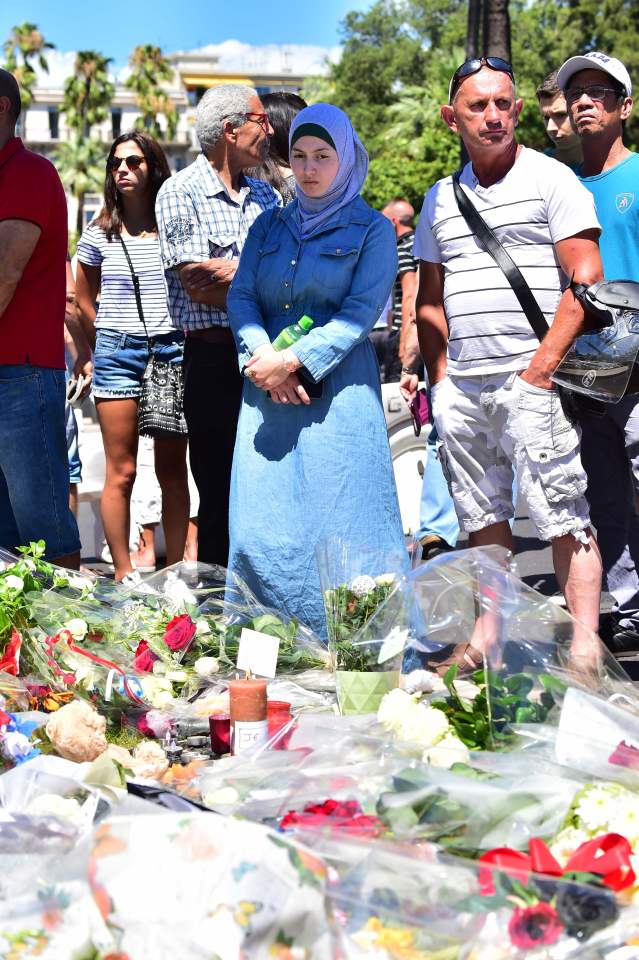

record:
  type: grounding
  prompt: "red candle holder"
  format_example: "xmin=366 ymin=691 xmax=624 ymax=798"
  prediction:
xmin=267 ymin=700 xmax=294 ymax=750
xmin=209 ymin=713 xmax=231 ymax=755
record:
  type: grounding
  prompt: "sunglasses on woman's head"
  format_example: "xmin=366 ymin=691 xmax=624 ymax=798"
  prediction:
xmin=107 ymin=155 xmax=145 ymax=172
xmin=448 ymin=56 xmax=515 ymax=102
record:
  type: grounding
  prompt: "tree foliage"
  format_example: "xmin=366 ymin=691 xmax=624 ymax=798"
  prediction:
xmin=316 ymin=0 xmax=639 ymax=210
xmin=2 ymin=21 xmax=54 ymax=111
xmin=125 ymin=44 xmax=178 ymax=141
xmin=62 ymin=50 xmax=114 ymax=136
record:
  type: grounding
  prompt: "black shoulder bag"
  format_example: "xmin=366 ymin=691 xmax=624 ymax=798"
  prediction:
xmin=118 ymin=235 xmax=187 ymax=438
xmin=451 ymin=171 xmax=582 ymax=420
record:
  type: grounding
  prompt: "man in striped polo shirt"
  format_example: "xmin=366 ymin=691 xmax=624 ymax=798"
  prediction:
xmin=414 ymin=57 xmax=604 ymax=659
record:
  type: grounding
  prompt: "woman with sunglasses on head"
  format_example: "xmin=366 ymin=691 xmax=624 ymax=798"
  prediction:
xmin=227 ymin=103 xmax=406 ymax=640
xmin=76 ymin=132 xmax=189 ymax=583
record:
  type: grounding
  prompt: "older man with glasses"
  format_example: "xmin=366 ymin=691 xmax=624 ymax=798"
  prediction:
xmin=412 ymin=56 xmax=605 ymax=667
xmin=156 ymin=84 xmax=280 ymax=566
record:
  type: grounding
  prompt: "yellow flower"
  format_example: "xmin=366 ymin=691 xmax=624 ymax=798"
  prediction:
xmin=352 ymin=917 xmax=428 ymax=960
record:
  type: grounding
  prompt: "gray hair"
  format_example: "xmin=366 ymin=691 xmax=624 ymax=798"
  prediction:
xmin=195 ymin=84 xmax=257 ymax=152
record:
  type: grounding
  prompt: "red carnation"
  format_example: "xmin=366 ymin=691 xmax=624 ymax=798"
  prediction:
xmin=508 ymin=903 xmax=564 ymax=949
xmin=133 ymin=639 xmax=156 ymax=673
xmin=280 ymin=798 xmax=385 ymax=838
xmin=162 ymin=614 xmax=197 ymax=652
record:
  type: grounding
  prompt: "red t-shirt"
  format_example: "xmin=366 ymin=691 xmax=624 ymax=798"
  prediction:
xmin=0 ymin=138 xmax=68 ymax=368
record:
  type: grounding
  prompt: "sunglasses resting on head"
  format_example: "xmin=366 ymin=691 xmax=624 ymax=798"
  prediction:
xmin=448 ymin=56 xmax=515 ymax=103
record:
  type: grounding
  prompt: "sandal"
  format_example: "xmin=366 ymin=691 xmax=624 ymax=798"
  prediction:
xmin=426 ymin=641 xmax=484 ymax=677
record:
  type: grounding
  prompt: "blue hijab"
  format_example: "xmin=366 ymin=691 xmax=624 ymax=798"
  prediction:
xmin=289 ymin=103 xmax=369 ymax=239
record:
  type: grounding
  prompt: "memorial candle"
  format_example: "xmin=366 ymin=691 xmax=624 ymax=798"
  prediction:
xmin=228 ymin=677 xmax=268 ymax=755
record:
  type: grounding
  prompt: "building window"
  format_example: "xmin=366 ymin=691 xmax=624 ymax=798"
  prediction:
xmin=48 ymin=107 xmax=59 ymax=139
xmin=187 ymin=86 xmax=207 ymax=107
xmin=111 ymin=108 xmax=122 ymax=139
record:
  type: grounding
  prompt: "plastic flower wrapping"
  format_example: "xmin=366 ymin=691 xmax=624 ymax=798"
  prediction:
xmin=0 ymin=542 xmax=637 ymax=956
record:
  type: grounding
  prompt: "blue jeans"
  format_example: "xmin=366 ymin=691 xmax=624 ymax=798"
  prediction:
xmin=93 ymin=328 xmax=185 ymax=399
xmin=0 ymin=365 xmax=80 ymax=559
xmin=416 ymin=423 xmax=460 ymax=547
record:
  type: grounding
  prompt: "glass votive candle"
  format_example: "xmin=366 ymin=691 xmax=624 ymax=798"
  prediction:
xmin=208 ymin=713 xmax=231 ymax=755
xmin=267 ymin=700 xmax=293 ymax=749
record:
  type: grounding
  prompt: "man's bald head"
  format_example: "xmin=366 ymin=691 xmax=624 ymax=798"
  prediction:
xmin=382 ymin=199 xmax=415 ymax=227
xmin=0 ymin=69 xmax=21 ymax=125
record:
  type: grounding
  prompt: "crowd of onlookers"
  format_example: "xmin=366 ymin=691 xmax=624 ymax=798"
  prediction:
xmin=1 ymin=47 xmax=638 ymax=667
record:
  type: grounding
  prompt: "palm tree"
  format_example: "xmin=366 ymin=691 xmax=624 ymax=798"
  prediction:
xmin=52 ymin=135 xmax=106 ymax=237
xmin=125 ymin=44 xmax=177 ymax=140
xmin=59 ymin=51 xmax=113 ymax=238
xmin=62 ymin=50 xmax=114 ymax=137
xmin=3 ymin=21 xmax=55 ymax=111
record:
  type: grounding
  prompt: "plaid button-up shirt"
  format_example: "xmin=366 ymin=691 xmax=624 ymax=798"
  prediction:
xmin=156 ymin=153 xmax=280 ymax=330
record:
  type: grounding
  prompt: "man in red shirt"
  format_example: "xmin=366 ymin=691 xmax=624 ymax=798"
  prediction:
xmin=0 ymin=69 xmax=80 ymax=567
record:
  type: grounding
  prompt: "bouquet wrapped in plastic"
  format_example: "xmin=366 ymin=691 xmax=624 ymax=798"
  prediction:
xmin=316 ymin=537 xmax=423 ymax=714
xmin=408 ymin=546 xmax=633 ymax=749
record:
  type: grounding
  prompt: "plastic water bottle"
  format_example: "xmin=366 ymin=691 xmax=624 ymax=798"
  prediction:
xmin=271 ymin=314 xmax=314 ymax=350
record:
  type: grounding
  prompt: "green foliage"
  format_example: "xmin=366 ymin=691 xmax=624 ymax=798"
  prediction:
xmin=327 ymin=0 xmax=639 ymax=208
xmin=62 ymin=50 xmax=114 ymax=136
xmin=2 ymin=21 xmax=55 ymax=111
xmin=125 ymin=44 xmax=178 ymax=141
xmin=430 ymin=664 xmax=565 ymax=750
xmin=52 ymin=135 xmax=107 ymax=235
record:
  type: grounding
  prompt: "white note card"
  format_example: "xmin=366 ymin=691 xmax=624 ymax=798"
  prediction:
xmin=237 ymin=628 xmax=280 ymax=678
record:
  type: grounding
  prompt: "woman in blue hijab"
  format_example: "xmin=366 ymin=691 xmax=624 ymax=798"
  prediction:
xmin=227 ymin=104 xmax=406 ymax=640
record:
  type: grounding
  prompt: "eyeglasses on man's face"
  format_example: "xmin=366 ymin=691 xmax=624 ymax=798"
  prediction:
xmin=565 ymin=84 xmax=622 ymax=105
xmin=243 ymin=112 xmax=270 ymax=131
xmin=449 ymin=56 xmax=515 ymax=102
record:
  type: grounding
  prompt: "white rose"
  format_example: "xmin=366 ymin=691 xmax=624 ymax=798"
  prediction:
xmin=195 ymin=618 xmax=211 ymax=636
xmin=194 ymin=656 xmax=219 ymax=678
xmin=64 ymin=618 xmax=89 ymax=640
xmin=4 ymin=575 xmax=23 ymax=591
xmin=165 ymin=669 xmax=187 ymax=683
xmin=26 ymin=793 xmax=83 ymax=825
xmin=375 ymin=573 xmax=395 ymax=586
xmin=423 ymin=732 xmax=470 ymax=768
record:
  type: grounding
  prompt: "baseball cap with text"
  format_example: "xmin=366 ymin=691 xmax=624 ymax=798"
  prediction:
xmin=557 ymin=51 xmax=632 ymax=97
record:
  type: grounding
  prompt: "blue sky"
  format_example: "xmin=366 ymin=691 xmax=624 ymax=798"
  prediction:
xmin=0 ymin=0 xmax=370 ymax=69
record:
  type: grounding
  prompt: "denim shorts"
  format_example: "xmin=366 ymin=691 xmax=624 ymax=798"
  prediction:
xmin=93 ymin=328 xmax=185 ymax=399
xmin=0 ymin=364 xmax=81 ymax=559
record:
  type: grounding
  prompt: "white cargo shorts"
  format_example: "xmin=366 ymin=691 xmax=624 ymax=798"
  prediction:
xmin=430 ymin=371 xmax=591 ymax=543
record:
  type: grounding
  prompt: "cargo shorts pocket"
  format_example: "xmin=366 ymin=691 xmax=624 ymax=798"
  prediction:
xmin=524 ymin=430 xmax=587 ymax=505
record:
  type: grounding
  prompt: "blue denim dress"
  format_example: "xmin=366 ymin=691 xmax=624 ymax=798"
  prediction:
xmin=227 ymin=197 xmax=405 ymax=641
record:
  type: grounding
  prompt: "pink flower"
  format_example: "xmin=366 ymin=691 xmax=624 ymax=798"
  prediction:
xmin=162 ymin=614 xmax=197 ymax=652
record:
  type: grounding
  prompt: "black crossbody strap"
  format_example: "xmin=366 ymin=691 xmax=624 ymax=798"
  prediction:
xmin=452 ymin=171 xmax=549 ymax=343
xmin=117 ymin=234 xmax=151 ymax=342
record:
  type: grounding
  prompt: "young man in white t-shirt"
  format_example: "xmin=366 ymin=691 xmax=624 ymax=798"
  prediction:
xmin=412 ymin=57 xmax=604 ymax=665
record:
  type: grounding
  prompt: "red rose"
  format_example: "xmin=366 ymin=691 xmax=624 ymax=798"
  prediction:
xmin=133 ymin=640 xmax=157 ymax=673
xmin=280 ymin=798 xmax=385 ymax=838
xmin=508 ymin=903 xmax=564 ymax=949
xmin=162 ymin=614 xmax=197 ymax=652
xmin=0 ymin=627 xmax=22 ymax=675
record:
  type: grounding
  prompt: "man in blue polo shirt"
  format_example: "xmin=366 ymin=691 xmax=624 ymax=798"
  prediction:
xmin=558 ymin=51 xmax=639 ymax=660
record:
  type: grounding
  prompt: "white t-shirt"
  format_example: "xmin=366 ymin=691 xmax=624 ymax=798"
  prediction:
xmin=77 ymin=224 xmax=175 ymax=336
xmin=413 ymin=146 xmax=600 ymax=376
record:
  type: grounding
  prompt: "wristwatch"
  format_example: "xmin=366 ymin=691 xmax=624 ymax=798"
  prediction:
xmin=401 ymin=365 xmax=419 ymax=375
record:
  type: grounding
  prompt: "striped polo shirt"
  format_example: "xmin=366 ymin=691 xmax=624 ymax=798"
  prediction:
xmin=414 ymin=147 xmax=600 ymax=376
xmin=392 ymin=230 xmax=418 ymax=330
